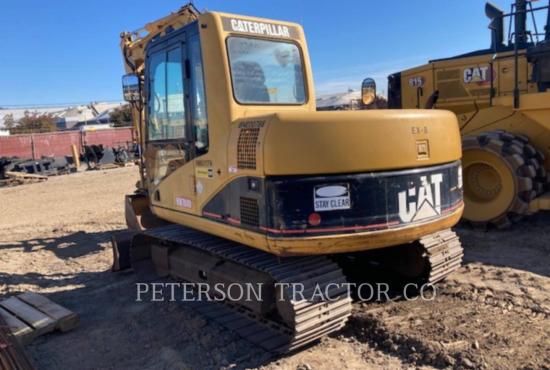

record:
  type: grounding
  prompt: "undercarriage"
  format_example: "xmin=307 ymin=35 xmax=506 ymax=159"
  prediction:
xmin=112 ymin=224 xmax=463 ymax=353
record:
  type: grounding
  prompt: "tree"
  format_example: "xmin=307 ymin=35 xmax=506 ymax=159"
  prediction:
xmin=110 ymin=105 xmax=133 ymax=127
xmin=3 ymin=114 xmax=15 ymax=129
xmin=11 ymin=112 xmax=58 ymax=134
xmin=374 ymin=95 xmax=388 ymax=109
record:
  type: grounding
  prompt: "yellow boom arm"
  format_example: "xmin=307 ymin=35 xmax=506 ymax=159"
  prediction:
xmin=119 ymin=3 xmax=200 ymax=75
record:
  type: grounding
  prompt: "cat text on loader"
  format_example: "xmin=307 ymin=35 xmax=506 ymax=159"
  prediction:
xmin=113 ymin=4 xmax=464 ymax=353
xmin=384 ymin=0 xmax=550 ymax=228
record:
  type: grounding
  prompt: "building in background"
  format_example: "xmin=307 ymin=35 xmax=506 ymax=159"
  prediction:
xmin=316 ymin=89 xmax=362 ymax=111
xmin=0 ymin=102 xmax=126 ymax=134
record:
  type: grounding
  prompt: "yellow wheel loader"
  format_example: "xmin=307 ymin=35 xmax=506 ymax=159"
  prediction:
xmin=113 ymin=4 xmax=464 ymax=353
xmin=383 ymin=0 xmax=550 ymax=228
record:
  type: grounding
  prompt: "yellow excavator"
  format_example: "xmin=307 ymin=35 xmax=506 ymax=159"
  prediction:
xmin=113 ymin=4 xmax=464 ymax=353
xmin=382 ymin=0 xmax=550 ymax=228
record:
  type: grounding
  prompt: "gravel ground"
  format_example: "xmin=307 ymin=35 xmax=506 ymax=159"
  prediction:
xmin=0 ymin=166 xmax=548 ymax=369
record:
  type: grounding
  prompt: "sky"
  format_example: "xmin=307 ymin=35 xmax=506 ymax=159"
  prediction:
xmin=0 ymin=0 xmax=539 ymax=106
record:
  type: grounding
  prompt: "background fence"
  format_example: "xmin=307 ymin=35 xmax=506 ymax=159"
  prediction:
xmin=0 ymin=128 xmax=135 ymax=159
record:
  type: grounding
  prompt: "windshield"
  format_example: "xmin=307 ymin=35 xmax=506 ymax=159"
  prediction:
xmin=227 ymin=37 xmax=306 ymax=104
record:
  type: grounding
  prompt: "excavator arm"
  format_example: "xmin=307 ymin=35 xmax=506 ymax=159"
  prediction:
xmin=119 ymin=3 xmax=200 ymax=75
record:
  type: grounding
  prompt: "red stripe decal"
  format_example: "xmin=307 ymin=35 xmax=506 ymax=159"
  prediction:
xmin=259 ymin=200 xmax=463 ymax=235
xmin=203 ymin=211 xmax=222 ymax=219
xmin=260 ymin=220 xmax=400 ymax=235
xmin=442 ymin=200 xmax=464 ymax=214
xmin=227 ymin=217 xmax=241 ymax=225
xmin=207 ymin=200 xmax=463 ymax=235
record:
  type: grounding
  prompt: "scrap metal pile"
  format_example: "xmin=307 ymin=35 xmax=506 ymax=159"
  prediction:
xmin=82 ymin=144 xmax=133 ymax=170
xmin=0 ymin=156 xmax=73 ymax=186
xmin=0 ymin=144 xmax=137 ymax=187
xmin=0 ymin=156 xmax=73 ymax=177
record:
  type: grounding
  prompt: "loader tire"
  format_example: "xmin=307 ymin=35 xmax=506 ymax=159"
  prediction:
xmin=500 ymin=132 xmax=548 ymax=195
xmin=462 ymin=131 xmax=541 ymax=228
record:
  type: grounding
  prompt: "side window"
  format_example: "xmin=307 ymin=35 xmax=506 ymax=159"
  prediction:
xmin=149 ymin=52 xmax=167 ymax=141
xmin=148 ymin=46 xmax=186 ymax=140
xmin=189 ymin=35 xmax=209 ymax=153
xmin=166 ymin=48 xmax=186 ymax=138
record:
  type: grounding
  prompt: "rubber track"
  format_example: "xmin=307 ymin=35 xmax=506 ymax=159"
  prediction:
xmin=138 ymin=224 xmax=353 ymax=353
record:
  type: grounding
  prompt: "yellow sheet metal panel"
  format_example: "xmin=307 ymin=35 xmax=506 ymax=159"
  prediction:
xmin=401 ymin=66 xmax=433 ymax=109
xmin=262 ymin=109 xmax=462 ymax=175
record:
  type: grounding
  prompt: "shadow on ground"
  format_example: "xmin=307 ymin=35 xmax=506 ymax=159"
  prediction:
xmin=0 ymin=230 xmax=113 ymax=260
xmin=1 ymin=231 xmax=275 ymax=370
xmin=455 ymin=212 xmax=550 ymax=277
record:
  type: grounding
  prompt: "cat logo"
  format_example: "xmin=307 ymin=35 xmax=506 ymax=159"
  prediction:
xmin=398 ymin=174 xmax=443 ymax=223
xmin=463 ymin=66 xmax=491 ymax=85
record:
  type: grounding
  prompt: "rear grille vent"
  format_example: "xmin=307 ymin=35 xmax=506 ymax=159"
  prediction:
xmin=437 ymin=81 xmax=469 ymax=99
xmin=237 ymin=128 xmax=260 ymax=169
xmin=240 ymin=197 xmax=259 ymax=227
xmin=437 ymin=69 xmax=460 ymax=80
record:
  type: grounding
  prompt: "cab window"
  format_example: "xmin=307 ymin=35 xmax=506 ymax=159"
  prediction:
xmin=189 ymin=34 xmax=208 ymax=153
xmin=148 ymin=46 xmax=186 ymax=140
xmin=227 ymin=37 xmax=306 ymax=104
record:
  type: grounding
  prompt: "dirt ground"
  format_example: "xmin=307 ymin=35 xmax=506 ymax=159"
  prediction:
xmin=0 ymin=167 xmax=548 ymax=370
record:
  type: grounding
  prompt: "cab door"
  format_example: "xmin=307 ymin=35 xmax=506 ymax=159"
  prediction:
xmin=145 ymin=33 xmax=197 ymax=213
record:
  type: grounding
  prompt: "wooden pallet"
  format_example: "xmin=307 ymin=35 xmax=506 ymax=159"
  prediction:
xmin=0 ymin=293 xmax=78 ymax=345
xmin=4 ymin=172 xmax=47 ymax=180
xmin=95 ymin=162 xmax=134 ymax=170
xmin=0 ymin=313 xmax=34 ymax=370
xmin=0 ymin=172 xmax=48 ymax=187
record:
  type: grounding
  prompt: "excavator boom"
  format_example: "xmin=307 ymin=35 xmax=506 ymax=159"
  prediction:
xmin=120 ymin=4 xmax=200 ymax=75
